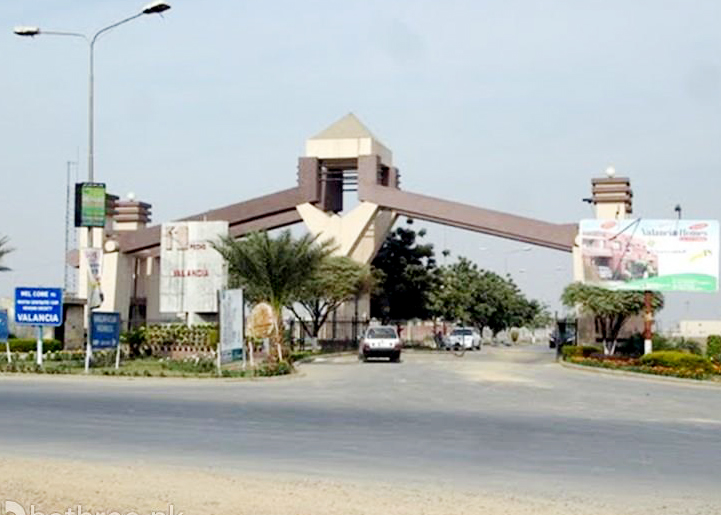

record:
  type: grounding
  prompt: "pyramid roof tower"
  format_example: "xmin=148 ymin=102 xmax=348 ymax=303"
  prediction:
xmin=306 ymin=113 xmax=393 ymax=166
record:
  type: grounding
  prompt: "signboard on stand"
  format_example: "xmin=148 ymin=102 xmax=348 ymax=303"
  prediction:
xmin=14 ymin=287 xmax=64 ymax=326
xmin=219 ymin=289 xmax=244 ymax=365
xmin=0 ymin=309 xmax=9 ymax=363
xmin=160 ymin=221 xmax=229 ymax=313
xmin=14 ymin=287 xmax=64 ymax=366
xmin=579 ymin=219 xmax=719 ymax=292
xmin=90 ymin=312 xmax=121 ymax=350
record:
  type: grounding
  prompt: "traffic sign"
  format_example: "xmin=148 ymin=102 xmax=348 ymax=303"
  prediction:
xmin=90 ymin=312 xmax=121 ymax=350
xmin=0 ymin=310 xmax=8 ymax=341
xmin=14 ymin=287 xmax=64 ymax=327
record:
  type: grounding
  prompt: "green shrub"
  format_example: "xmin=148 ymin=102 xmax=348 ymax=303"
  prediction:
xmin=121 ymin=327 xmax=148 ymax=358
xmin=7 ymin=339 xmax=62 ymax=353
xmin=161 ymin=356 xmax=217 ymax=374
xmin=639 ymin=351 xmax=715 ymax=373
xmin=561 ymin=345 xmax=602 ymax=359
xmin=256 ymin=361 xmax=293 ymax=377
xmin=650 ymin=333 xmax=676 ymax=352
xmin=673 ymin=338 xmax=703 ymax=356
xmin=706 ymin=335 xmax=721 ymax=361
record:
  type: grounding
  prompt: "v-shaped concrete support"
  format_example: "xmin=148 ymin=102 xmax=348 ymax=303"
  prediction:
xmin=296 ymin=201 xmax=397 ymax=264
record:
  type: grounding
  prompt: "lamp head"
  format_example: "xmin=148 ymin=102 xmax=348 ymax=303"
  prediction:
xmin=142 ymin=1 xmax=171 ymax=14
xmin=13 ymin=26 xmax=40 ymax=36
xmin=605 ymin=166 xmax=616 ymax=178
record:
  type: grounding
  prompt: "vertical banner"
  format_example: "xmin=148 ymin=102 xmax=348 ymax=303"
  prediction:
xmin=84 ymin=248 xmax=104 ymax=308
xmin=160 ymin=221 xmax=229 ymax=313
xmin=219 ymin=289 xmax=245 ymax=365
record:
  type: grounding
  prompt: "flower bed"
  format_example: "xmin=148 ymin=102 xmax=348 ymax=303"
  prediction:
xmin=567 ymin=350 xmax=721 ymax=381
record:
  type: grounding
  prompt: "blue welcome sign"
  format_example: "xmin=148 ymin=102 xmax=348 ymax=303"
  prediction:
xmin=90 ymin=312 xmax=121 ymax=350
xmin=14 ymin=287 xmax=64 ymax=326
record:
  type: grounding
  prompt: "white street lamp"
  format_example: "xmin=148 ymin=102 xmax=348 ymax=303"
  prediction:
xmin=14 ymin=2 xmax=171 ymax=183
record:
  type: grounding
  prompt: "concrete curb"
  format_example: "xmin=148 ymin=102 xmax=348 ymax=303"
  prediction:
xmin=559 ymin=359 xmax=721 ymax=389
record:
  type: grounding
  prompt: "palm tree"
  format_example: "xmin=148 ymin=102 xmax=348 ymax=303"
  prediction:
xmin=0 ymin=235 xmax=13 ymax=272
xmin=212 ymin=230 xmax=335 ymax=359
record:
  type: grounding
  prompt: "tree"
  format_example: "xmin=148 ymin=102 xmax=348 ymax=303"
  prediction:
xmin=0 ymin=235 xmax=12 ymax=272
xmin=429 ymin=257 xmax=541 ymax=335
xmin=212 ymin=230 xmax=335 ymax=358
xmin=371 ymin=220 xmax=438 ymax=323
xmin=291 ymin=256 xmax=373 ymax=339
xmin=561 ymin=283 xmax=664 ymax=355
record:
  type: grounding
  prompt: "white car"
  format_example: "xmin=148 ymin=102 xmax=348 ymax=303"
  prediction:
xmin=445 ymin=327 xmax=482 ymax=350
xmin=359 ymin=326 xmax=402 ymax=362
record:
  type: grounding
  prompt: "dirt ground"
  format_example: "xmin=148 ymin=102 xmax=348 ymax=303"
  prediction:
xmin=0 ymin=456 xmax=625 ymax=515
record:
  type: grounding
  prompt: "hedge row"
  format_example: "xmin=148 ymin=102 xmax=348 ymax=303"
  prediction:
xmin=561 ymin=345 xmax=602 ymax=359
xmin=3 ymin=339 xmax=63 ymax=353
xmin=639 ymin=350 xmax=716 ymax=374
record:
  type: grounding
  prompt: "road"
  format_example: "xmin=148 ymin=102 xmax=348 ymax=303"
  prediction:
xmin=1 ymin=345 xmax=720 ymax=514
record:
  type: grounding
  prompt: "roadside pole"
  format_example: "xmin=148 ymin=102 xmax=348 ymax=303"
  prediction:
xmin=643 ymin=291 xmax=653 ymax=355
xmin=115 ymin=338 xmax=121 ymax=369
xmin=36 ymin=326 xmax=43 ymax=366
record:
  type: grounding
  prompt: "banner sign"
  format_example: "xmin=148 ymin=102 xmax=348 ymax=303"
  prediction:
xmin=219 ymin=289 xmax=244 ymax=364
xmin=580 ymin=219 xmax=719 ymax=292
xmin=90 ymin=312 xmax=121 ymax=350
xmin=84 ymin=248 xmax=104 ymax=309
xmin=160 ymin=221 xmax=228 ymax=313
xmin=74 ymin=182 xmax=107 ymax=227
xmin=14 ymin=287 xmax=64 ymax=326
xmin=0 ymin=310 xmax=8 ymax=341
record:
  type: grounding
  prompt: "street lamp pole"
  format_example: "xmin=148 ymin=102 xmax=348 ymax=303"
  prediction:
xmin=14 ymin=1 xmax=171 ymax=371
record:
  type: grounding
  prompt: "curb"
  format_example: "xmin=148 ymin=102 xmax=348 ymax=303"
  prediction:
xmin=559 ymin=359 xmax=721 ymax=389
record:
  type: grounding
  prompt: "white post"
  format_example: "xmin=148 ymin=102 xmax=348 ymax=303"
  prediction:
xmin=6 ymin=341 xmax=12 ymax=364
xmin=35 ymin=326 xmax=43 ymax=366
xmin=115 ymin=341 xmax=121 ymax=369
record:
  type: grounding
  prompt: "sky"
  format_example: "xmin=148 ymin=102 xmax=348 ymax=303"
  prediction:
xmin=1 ymin=0 xmax=720 ymax=329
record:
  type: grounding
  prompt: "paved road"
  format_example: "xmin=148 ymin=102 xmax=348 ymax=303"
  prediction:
xmin=1 ymin=345 xmax=720 ymax=511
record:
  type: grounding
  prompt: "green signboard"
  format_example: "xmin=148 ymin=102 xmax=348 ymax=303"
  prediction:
xmin=74 ymin=182 xmax=107 ymax=227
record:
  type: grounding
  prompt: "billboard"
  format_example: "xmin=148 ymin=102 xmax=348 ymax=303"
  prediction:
xmin=160 ymin=221 xmax=229 ymax=313
xmin=74 ymin=182 xmax=107 ymax=227
xmin=219 ymin=289 xmax=244 ymax=364
xmin=579 ymin=219 xmax=719 ymax=292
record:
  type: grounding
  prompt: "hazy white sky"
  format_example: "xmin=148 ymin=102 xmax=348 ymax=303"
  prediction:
xmin=2 ymin=0 xmax=720 ymax=327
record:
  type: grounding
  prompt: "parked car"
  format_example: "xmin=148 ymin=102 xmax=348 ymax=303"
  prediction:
xmin=445 ymin=327 xmax=482 ymax=350
xmin=359 ymin=326 xmax=402 ymax=362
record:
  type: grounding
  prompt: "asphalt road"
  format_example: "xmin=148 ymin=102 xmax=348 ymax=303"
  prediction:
xmin=1 ymin=345 xmax=720 ymax=511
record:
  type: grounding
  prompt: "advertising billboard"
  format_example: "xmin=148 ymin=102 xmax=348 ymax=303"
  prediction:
xmin=219 ymin=289 xmax=244 ymax=364
xmin=160 ymin=221 xmax=229 ymax=313
xmin=74 ymin=182 xmax=107 ymax=227
xmin=579 ymin=219 xmax=719 ymax=292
